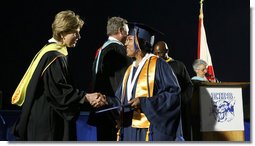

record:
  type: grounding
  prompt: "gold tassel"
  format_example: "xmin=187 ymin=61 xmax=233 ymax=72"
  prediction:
xmin=116 ymin=128 xmax=120 ymax=141
xmin=145 ymin=128 xmax=150 ymax=141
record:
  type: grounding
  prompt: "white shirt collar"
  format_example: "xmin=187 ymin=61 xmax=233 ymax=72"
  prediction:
xmin=108 ymin=36 xmax=123 ymax=45
xmin=48 ymin=37 xmax=58 ymax=43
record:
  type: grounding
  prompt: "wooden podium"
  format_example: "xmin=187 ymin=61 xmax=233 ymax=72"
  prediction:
xmin=191 ymin=82 xmax=250 ymax=141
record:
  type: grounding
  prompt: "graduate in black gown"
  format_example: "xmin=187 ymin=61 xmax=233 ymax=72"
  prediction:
xmin=106 ymin=23 xmax=181 ymax=141
xmin=11 ymin=10 xmax=107 ymax=141
xmin=88 ymin=17 xmax=132 ymax=141
xmin=153 ymin=41 xmax=193 ymax=140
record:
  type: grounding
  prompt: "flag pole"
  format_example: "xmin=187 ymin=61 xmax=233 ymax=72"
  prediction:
xmin=197 ymin=0 xmax=204 ymax=58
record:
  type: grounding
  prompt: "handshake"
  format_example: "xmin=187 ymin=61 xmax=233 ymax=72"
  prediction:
xmin=84 ymin=92 xmax=108 ymax=108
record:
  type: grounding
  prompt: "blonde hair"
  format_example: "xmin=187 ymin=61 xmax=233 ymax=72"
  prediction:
xmin=52 ymin=10 xmax=84 ymax=41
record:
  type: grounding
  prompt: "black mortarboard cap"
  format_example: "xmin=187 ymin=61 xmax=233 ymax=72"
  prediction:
xmin=128 ymin=22 xmax=164 ymax=47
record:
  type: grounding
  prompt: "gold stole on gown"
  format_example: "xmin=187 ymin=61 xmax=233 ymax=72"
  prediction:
xmin=11 ymin=43 xmax=67 ymax=106
xmin=117 ymin=56 xmax=157 ymax=141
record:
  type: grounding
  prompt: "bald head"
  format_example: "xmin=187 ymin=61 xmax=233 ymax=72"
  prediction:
xmin=153 ymin=41 xmax=169 ymax=60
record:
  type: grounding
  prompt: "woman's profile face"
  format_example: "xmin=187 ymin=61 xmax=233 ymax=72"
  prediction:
xmin=62 ymin=28 xmax=81 ymax=48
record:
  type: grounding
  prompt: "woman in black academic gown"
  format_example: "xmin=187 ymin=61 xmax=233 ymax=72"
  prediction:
xmin=11 ymin=10 xmax=106 ymax=141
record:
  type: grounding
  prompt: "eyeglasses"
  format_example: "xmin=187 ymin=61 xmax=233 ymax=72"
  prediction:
xmin=198 ymin=67 xmax=207 ymax=71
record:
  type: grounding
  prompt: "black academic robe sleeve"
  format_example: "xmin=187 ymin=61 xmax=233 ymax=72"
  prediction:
xmin=139 ymin=58 xmax=181 ymax=137
xmin=169 ymin=60 xmax=193 ymax=104
xmin=43 ymin=55 xmax=85 ymax=121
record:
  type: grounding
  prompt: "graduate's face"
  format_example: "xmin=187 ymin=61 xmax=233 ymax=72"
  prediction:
xmin=125 ymin=35 xmax=136 ymax=57
xmin=62 ymin=28 xmax=81 ymax=47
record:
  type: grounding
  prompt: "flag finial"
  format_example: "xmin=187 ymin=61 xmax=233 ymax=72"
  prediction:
xmin=199 ymin=0 xmax=204 ymax=18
